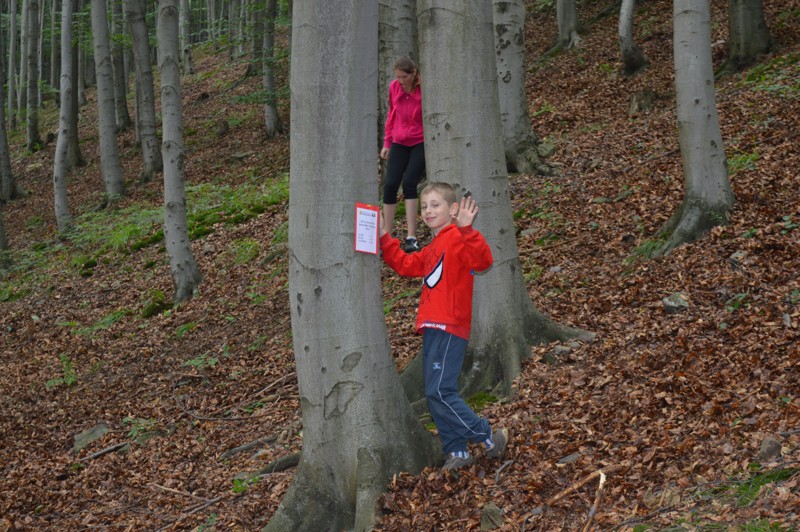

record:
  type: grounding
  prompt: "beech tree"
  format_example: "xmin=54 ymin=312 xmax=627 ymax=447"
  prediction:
xmin=158 ymin=0 xmax=202 ymax=303
xmin=263 ymin=0 xmax=283 ymax=137
xmin=53 ymin=0 xmax=75 ymax=232
xmin=619 ymin=0 xmax=647 ymax=76
xmin=653 ymin=0 xmax=733 ymax=255
xmin=92 ymin=0 xmax=125 ymax=199
xmin=265 ymin=2 xmax=437 ymax=529
xmin=26 ymin=0 xmax=43 ymax=151
xmin=67 ymin=0 xmax=85 ymax=169
xmin=111 ymin=0 xmax=132 ymax=130
xmin=179 ymin=0 xmax=194 ymax=74
xmin=556 ymin=0 xmax=580 ymax=50
xmin=492 ymin=0 xmax=547 ymax=175
xmin=0 ymin=18 xmax=18 ymax=202
xmin=126 ymin=0 xmax=163 ymax=182
xmin=413 ymin=0 xmax=592 ymax=400
xmin=8 ymin=0 xmax=18 ymax=130
xmin=718 ymin=0 xmax=772 ymax=76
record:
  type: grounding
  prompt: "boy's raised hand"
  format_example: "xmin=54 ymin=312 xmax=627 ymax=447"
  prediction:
xmin=456 ymin=195 xmax=478 ymax=227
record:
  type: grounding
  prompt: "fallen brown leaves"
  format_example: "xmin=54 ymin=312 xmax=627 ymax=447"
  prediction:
xmin=1 ymin=0 xmax=799 ymax=529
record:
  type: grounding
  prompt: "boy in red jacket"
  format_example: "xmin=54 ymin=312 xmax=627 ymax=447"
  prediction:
xmin=380 ymin=182 xmax=509 ymax=470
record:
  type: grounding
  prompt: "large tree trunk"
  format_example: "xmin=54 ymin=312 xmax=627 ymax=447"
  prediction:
xmin=52 ymin=0 xmax=74 ymax=232
xmin=718 ymin=0 xmax=771 ymax=76
xmin=111 ymin=0 xmax=132 ymax=130
xmin=92 ymin=0 xmax=125 ymax=199
xmin=126 ymin=0 xmax=163 ymax=182
xmin=179 ymin=0 xmax=194 ymax=74
xmin=0 ymin=18 xmax=19 ymax=202
xmin=655 ymin=0 xmax=733 ymax=256
xmin=493 ymin=0 xmax=547 ymax=175
xmin=556 ymin=0 xmax=580 ymax=50
xmin=157 ymin=0 xmax=202 ymax=303
xmin=378 ymin=0 xmax=416 ymax=178
xmin=8 ymin=0 xmax=18 ymax=130
xmin=265 ymin=2 xmax=437 ymax=530
xmin=414 ymin=0 xmax=593 ymax=400
xmin=26 ymin=0 xmax=42 ymax=151
xmin=619 ymin=0 xmax=647 ymax=76
xmin=262 ymin=0 xmax=282 ymax=137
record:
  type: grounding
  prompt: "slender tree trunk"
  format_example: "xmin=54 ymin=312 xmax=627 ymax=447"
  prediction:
xmin=228 ymin=0 xmax=239 ymax=57
xmin=37 ymin=0 xmax=44 ymax=106
xmin=248 ymin=0 xmax=263 ymax=76
xmin=92 ymin=0 xmax=125 ymax=199
xmin=619 ymin=0 xmax=647 ymax=76
xmin=76 ymin=0 xmax=87 ymax=105
xmin=157 ymin=0 xmax=202 ymax=303
xmin=0 ymin=206 xmax=8 ymax=254
xmin=50 ymin=0 xmax=58 ymax=87
xmin=8 ymin=0 xmax=17 ymax=130
xmin=111 ymin=0 xmax=132 ymax=130
xmin=0 ymin=20 xmax=18 ymax=202
xmin=413 ymin=0 xmax=592 ymax=400
xmin=655 ymin=0 xmax=733 ymax=255
xmin=264 ymin=2 xmax=437 ymax=530
xmin=67 ymin=0 xmax=84 ymax=169
xmin=52 ymin=0 xmax=74 ymax=232
xmin=26 ymin=0 xmax=42 ymax=151
xmin=262 ymin=0 xmax=282 ymax=136
xmin=126 ymin=0 xmax=163 ymax=182
xmin=556 ymin=0 xmax=580 ymax=50
xmin=179 ymin=0 xmax=194 ymax=74
xmin=18 ymin=0 xmax=28 ymax=122
xmin=493 ymin=0 xmax=547 ymax=175
xmin=718 ymin=0 xmax=771 ymax=75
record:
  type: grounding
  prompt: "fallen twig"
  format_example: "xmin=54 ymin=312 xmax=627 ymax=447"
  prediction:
xmin=581 ymin=470 xmax=607 ymax=532
xmin=219 ymin=434 xmax=279 ymax=460
xmin=546 ymin=464 xmax=623 ymax=506
xmin=79 ymin=442 xmax=129 ymax=462
xmin=495 ymin=459 xmax=514 ymax=482
xmin=254 ymin=452 xmax=301 ymax=476
xmin=149 ymin=483 xmax=209 ymax=501
xmin=155 ymin=495 xmax=224 ymax=532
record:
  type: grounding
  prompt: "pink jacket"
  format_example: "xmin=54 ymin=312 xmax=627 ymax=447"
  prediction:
xmin=383 ymin=79 xmax=424 ymax=149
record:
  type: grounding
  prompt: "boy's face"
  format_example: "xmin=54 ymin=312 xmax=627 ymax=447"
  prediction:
xmin=420 ymin=191 xmax=458 ymax=232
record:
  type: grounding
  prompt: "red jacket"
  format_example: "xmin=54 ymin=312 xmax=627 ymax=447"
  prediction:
xmin=383 ymin=79 xmax=424 ymax=149
xmin=381 ymin=224 xmax=493 ymax=339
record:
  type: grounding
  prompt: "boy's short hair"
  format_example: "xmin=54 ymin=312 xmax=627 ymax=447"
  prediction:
xmin=421 ymin=182 xmax=458 ymax=205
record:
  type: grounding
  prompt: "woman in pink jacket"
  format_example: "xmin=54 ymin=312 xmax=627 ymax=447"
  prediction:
xmin=380 ymin=57 xmax=425 ymax=253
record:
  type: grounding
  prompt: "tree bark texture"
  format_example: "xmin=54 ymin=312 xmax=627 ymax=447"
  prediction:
xmin=0 ymin=206 xmax=8 ymax=253
xmin=248 ymin=0 xmax=264 ymax=77
xmin=126 ymin=0 xmax=163 ymax=182
xmin=92 ymin=0 xmax=125 ymax=199
xmin=619 ymin=0 xmax=647 ymax=76
xmin=111 ymin=0 xmax=132 ymax=130
xmin=262 ymin=0 xmax=282 ymax=137
xmin=50 ymin=0 xmax=58 ymax=87
xmin=179 ymin=0 xmax=194 ymax=74
xmin=52 ymin=0 xmax=75 ymax=232
xmin=493 ymin=0 xmax=546 ymax=175
xmin=556 ymin=0 xmax=580 ymax=50
xmin=8 ymin=0 xmax=18 ymax=130
xmin=0 ymin=15 xmax=18 ymax=202
xmin=67 ymin=0 xmax=84 ymax=170
xmin=658 ymin=0 xmax=733 ymax=255
xmin=265 ymin=2 xmax=438 ymax=530
xmin=26 ymin=0 xmax=42 ymax=151
xmin=719 ymin=0 xmax=771 ymax=75
xmin=157 ymin=0 xmax=202 ymax=303
xmin=19 ymin=0 xmax=28 ymax=122
xmin=415 ymin=0 xmax=592 ymax=400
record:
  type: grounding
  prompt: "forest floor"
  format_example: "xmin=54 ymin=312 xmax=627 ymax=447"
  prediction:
xmin=1 ymin=0 xmax=799 ymax=530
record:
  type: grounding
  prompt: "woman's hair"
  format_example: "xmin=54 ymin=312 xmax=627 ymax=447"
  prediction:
xmin=421 ymin=182 xmax=457 ymax=205
xmin=394 ymin=56 xmax=420 ymax=87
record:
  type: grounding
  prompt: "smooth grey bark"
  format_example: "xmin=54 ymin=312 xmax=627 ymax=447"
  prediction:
xmin=262 ymin=0 xmax=282 ymax=137
xmin=556 ymin=0 xmax=580 ymax=50
xmin=0 ymin=14 xmax=19 ymax=202
xmin=157 ymin=0 xmax=202 ymax=303
xmin=76 ymin=0 xmax=87 ymax=106
xmin=378 ymin=0 xmax=416 ymax=159
xmin=111 ymin=0 xmax=132 ymax=130
xmin=18 ymin=0 xmax=28 ymax=122
xmin=126 ymin=0 xmax=163 ymax=182
xmin=92 ymin=0 xmax=125 ymax=199
xmin=493 ymin=0 xmax=547 ymax=175
xmin=248 ymin=0 xmax=264 ymax=77
xmin=228 ymin=0 xmax=240 ymax=57
xmin=8 ymin=0 xmax=17 ymax=130
xmin=179 ymin=0 xmax=194 ymax=74
xmin=415 ymin=0 xmax=593 ymax=400
xmin=654 ymin=0 xmax=733 ymax=256
xmin=619 ymin=0 xmax=647 ymax=76
xmin=265 ymin=2 xmax=437 ymax=530
xmin=67 ymin=0 xmax=84 ymax=170
xmin=26 ymin=0 xmax=42 ymax=151
xmin=50 ymin=0 xmax=58 ymax=87
xmin=52 ymin=0 xmax=74 ymax=232
xmin=37 ymin=0 xmax=44 ymax=106
xmin=718 ymin=0 xmax=771 ymax=76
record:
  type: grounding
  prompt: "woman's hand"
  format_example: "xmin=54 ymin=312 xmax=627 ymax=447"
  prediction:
xmin=380 ymin=147 xmax=390 ymax=160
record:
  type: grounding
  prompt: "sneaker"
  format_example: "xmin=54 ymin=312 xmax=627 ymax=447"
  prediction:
xmin=442 ymin=453 xmax=474 ymax=470
xmin=486 ymin=428 xmax=509 ymax=459
xmin=404 ymin=237 xmax=420 ymax=253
